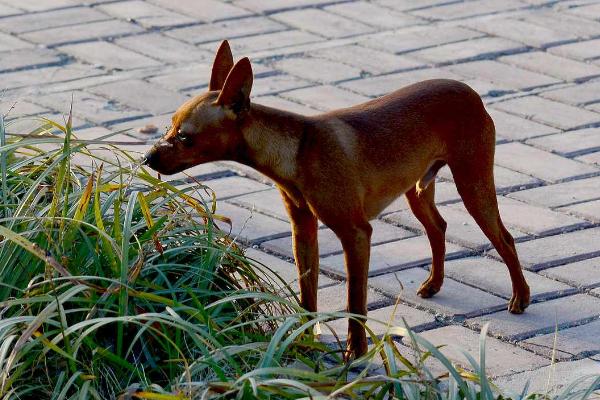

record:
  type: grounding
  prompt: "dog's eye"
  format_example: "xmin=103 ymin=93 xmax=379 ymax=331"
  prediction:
xmin=178 ymin=132 xmax=193 ymax=147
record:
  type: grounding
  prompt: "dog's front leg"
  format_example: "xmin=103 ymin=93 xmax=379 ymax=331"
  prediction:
xmin=280 ymin=190 xmax=319 ymax=312
xmin=335 ymin=221 xmax=372 ymax=359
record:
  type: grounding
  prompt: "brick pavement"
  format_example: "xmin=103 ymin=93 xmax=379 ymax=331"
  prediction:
xmin=2 ymin=0 xmax=600 ymax=391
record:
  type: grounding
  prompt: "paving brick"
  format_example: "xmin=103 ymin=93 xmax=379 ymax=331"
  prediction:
xmin=325 ymin=2 xmax=424 ymax=29
xmin=447 ymin=61 xmax=560 ymax=91
xmin=0 ymin=31 xmax=32 ymax=52
xmin=203 ymin=30 xmax=323 ymax=54
xmin=410 ymin=37 xmax=527 ymax=65
xmin=147 ymin=64 xmax=213 ymax=92
xmin=316 ymin=283 xmax=391 ymax=313
xmin=527 ymin=128 xmax=600 ymax=157
xmin=2 ymin=100 xmax=49 ymax=119
xmin=567 ymin=2 xmax=600 ymax=19
xmin=227 ymin=188 xmax=301 ymax=221
xmin=509 ymin=176 xmax=600 ymax=208
xmin=385 ymin=203 xmax=528 ymax=250
xmin=360 ymin=26 xmax=483 ymax=55
xmin=408 ymin=326 xmax=549 ymax=377
xmin=340 ymin=68 xmax=464 ymax=97
xmin=0 ymin=48 xmax=62 ymax=72
xmin=34 ymin=90 xmax=148 ymax=125
xmin=370 ymin=267 xmax=506 ymax=317
xmin=72 ymin=126 xmax=140 ymax=143
xmin=251 ymin=74 xmax=312 ymax=96
xmin=495 ymin=358 xmax=600 ymax=394
xmin=254 ymin=95 xmax=321 ymax=116
xmin=271 ymin=9 xmax=374 ymax=39
xmin=1 ymin=63 xmax=102 ymax=90
xmin=198 ymin=176 xmax=272 ymax=201
xmin=548 ymin=38 xmax=600 ymax=61
xmin=263 ymin=220 xmax=415 ymax=258
xmin=165 ymin=16 xmax=286 ymax=45
xmin=148 ymin=0 xmax=250 ymax=21
xmin=444 ymin=256 xmax=573 ymax=301
xmin=465 ymin=18 xmax=578 ymax=48
xmin=321 ymin=303 xmax=437 ymax=344
xmin=541 ymin=81 xmax=600 ymax=106
xmin=3 ymin=114 xmax=82 ymax=144
xmin=468 ymin=294 xmax=600 ymax=340
xmin=310 ymin=45 xmax=423 ymax=75
xmin=0 ymin=0 xmax=79 ymax=12
xmin=232 ymin=0 xmax=335 ymax=13
xmin=372 ymin=0 xmax=458 ymax=11
xmin=587 ymin=102 xmax=600 ymax=113
xmin=524 ymin=11 xmax=600 ymax=40
xmin=244 ymin=248 xmax=335 ymax=293
xmin=499 ymin=52 xmax=600 ymax=82
xmin=272 ymin=56 xmax=363 ymax=83
xmin=149 ymin=64 xmax=275 ymax=94
xmin=321 ymin=237 xmax=469 ymax=277
xmin=213 ymin=202 xmax=291 ymax=243
xmin=413 ymin=0 xmax=527 ymax=20
xmin=0 ymin=7 xmax=107 ymax=34
xmin=487 ymin=108 xmax=558 ymax=141
xmin=495 ymin=196 xmax=589 ymax=236
xmin=559 ymin=199 xmax=600 ymax=223
xmin=492 ymin=96 xmax=600 ymax=130
xmin=464 ymin=77 xmax=516 ymax=98
xmin=59 ymin=41 xmax=161 ymax=70
xmin=491 ymin=227 xmax=600 ymax=271
xmin=97 ymin=0 xmax=195 ymax=29
xmin=541 ymin=257 xmax=600 ymax=289
xmin=110 ymin=113 xmax=172 ymax=140
xmin=90 ymin=79 xmax=190 ymax=115
xmin=21 ymin=19 xmax=144 ymax=46
xmin=577 ymin=151 xmax=600 ymax=166
xmin=495 ymin=142 xmax=598 ymax=183
xmin=116 ymin=34 xmax=213 ymax=65
xmin=281 ymin=85 xmax=371 ymax=111
xmin=30 ymin=73 xmax=132 ymax=94
xmin=0 ymin=3 xmax=20 ymax=17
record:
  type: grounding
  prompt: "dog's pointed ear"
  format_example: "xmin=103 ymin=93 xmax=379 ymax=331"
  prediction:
xmin=215 ymin=57 xmax=253 ymax=114
xmin=209 ymin=40 xmax=234 ymax=91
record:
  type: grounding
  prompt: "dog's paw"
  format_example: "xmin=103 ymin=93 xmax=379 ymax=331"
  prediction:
xmin=417 ymin=280 xmax=441 ymax=298
xmin=345 ymin=328 xmax=368 ymax=361
xmin=508 ymin=292 xmax=530 ymax=314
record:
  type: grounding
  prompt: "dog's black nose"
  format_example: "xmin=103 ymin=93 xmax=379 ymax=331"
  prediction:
xmin=142 ymin=150 xmax=156 ymax=167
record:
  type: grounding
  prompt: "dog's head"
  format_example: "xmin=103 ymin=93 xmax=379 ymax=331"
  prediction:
xmin=143 ymin=40 xmax=253 ymax=175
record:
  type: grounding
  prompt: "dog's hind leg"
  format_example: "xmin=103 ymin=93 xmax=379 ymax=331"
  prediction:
xmin=405 ymin=182 xmax=447 ymax=298
xmin=448 ymin=120 xmax=530 ymax=313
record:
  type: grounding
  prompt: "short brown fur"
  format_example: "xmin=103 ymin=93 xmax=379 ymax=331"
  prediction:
xmin=144 ymin=41 xmax=531 ymax=358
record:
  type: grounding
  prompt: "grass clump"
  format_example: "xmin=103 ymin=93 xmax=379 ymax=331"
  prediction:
xmin=1 ymin=111 xmax=599 ymax=399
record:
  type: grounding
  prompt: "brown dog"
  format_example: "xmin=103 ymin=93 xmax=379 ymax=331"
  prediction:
xmin=144 ymin=40 xmax=530 ymax=358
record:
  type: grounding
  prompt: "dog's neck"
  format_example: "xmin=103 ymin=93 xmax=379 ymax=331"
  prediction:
xmin=237 ymin=102 xmax=308 ymax=183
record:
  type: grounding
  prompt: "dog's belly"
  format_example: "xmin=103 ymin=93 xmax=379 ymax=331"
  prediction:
xmin=362 ymin=160 xmax=441 ymax=220
xmin=363 ymin=179 xmax=416 ymax=219
xmin=364 ymin=193 xmax=403 ymax=220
